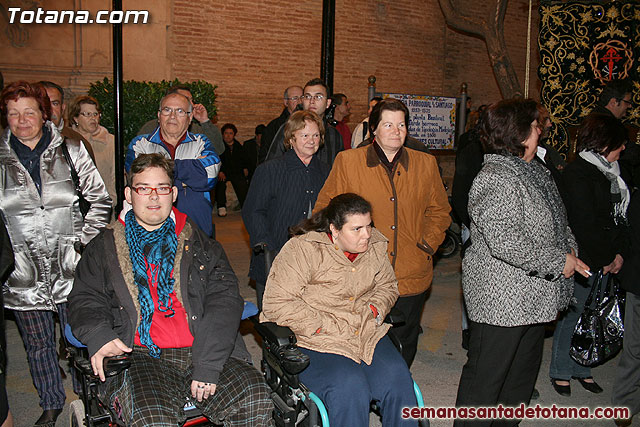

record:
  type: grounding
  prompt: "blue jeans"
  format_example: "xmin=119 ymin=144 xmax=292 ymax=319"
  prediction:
xmin=549 ymin=273 xmax=609 ymax=380
xmin=299 ymin=336 xmax=418 ymax=427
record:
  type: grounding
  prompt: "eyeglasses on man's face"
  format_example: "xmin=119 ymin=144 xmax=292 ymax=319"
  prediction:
xmin=159 ymin=107 xmax=191 ymax=117
xmin=286 ymin=96 xmax=301 ymax=101
xmin=302 ymin=94 xmax=325 ymax=101
xmin=130 ymin=186 xmax=173 ymax=196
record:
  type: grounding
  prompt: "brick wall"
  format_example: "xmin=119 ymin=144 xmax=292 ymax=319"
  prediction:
xmin=442 ymin=1 xmax=541 ymax=107
xmin=0 ymin=0 xmax=540 ymax=142
xmin=167 ymin=0 xmax=539 ymax=140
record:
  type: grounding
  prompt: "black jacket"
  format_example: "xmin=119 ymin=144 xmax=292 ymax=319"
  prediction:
xmin=451 ymin=129 xmax=483 ymax=227
xmin=68 ymin=218 xmax=250 ymax=385
xmin=621 ymin=192 xmax=640 ymax=295
xmin=242 ymin=150 xmax=329 ymax=284
xmin=561 ymin=156 xmax=630 ymax=271
xmin=258 ymin=108 xmax=289 ymax=164
xmin=220 ymin=140 xmax=250 ymax=178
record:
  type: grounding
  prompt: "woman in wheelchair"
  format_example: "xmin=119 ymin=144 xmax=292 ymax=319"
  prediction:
xmin=262 ymin=193 xmax=418 ymax=426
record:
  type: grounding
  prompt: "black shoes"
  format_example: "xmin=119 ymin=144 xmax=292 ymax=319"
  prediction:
xmin=34 ymin=408 xmax=63 ymax=426
xmin=574 ymin=377 xmax=603 ymax=394
xmin=551 ymin=377 xmax=603 ymax=397
xmin=551 ymin=378 xmax=571 ymax=397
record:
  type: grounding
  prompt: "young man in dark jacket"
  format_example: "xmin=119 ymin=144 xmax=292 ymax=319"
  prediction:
xmin=68 ymin=154 xmax=271 ymax=426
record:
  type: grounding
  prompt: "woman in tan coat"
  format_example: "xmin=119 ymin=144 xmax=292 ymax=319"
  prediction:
xmin=314 ymin=98 xmax=451 ymax=366
xmin=262 ymin=193 xmax=418 ymax=427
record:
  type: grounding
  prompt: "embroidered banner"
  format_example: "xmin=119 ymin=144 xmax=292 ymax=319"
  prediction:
xmin=539 ymin=1 xmax=640 ymax=154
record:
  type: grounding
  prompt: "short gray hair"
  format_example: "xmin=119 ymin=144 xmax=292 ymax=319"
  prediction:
xmin=158 ymin=92 xmax=193 ymax=112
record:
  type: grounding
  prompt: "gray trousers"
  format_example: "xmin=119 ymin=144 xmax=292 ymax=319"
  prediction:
xmin=612 ymin=292 xmax=640 ymax=416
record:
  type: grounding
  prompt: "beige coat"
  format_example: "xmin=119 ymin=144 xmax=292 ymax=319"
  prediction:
xmin=261 ymin=228 xmax=398 ymax=364
xmin=314 ymin=144 xmax=451 ymax=296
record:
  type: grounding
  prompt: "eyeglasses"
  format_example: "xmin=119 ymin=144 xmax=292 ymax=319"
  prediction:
xmin=286 ymin=96 xmax=301 ymax=101
xmin=302 ymin=94 xmax=325 ymax=102
xmin=130 ymin=186 xmax=173 ymax=195
xmin=621 ymin=99 xmax=633 ymax=106
xmin=159 ymin=107 xmax=191 ymax=117
xmin=79 ymin=111 xmax=101 ymax=118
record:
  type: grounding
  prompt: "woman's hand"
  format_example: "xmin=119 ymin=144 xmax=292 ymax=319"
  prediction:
xmin=563 ymin=253 xmax=591 ymax=278
xmin=603 ymin=254 xmax=624 ymax=275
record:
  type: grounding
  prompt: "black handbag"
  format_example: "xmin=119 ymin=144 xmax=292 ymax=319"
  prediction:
xmin=61 ymin=141 xmax=91 ymax=219
xmin=569 ymin=270 xmax=625 ymax=366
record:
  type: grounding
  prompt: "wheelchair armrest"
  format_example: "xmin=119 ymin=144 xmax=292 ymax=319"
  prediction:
xmin=254 ymin=322 xmax=310 ymax=375
xmin=254 ymin=321 xmax=297 ymax=348
xmin=384 ymin=306 xmax=406 ymax=326
xmin=70 ymin=348 xmax=131 ymax=379
xmin=102 ymin=355 xmax=131 ymax=378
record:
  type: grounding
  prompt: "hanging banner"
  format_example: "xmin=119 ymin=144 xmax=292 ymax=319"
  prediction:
xmin=539 ymin=1 xmax=640 ymax=153
xmin=382 ymin=93 xmax=456 ymax=149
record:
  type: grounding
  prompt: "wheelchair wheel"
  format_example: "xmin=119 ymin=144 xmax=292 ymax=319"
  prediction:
xmin=69 ymin=399 xmax=86 ymax=427
xmin=436 ymin=229 xmax=459 ymax=258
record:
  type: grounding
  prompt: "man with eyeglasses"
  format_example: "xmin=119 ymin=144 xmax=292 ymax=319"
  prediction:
xmin=125 ymin=92 xmax=221 ymax=237
xmin=39 ymin=80 xmax=96 ymax=162
xmin=258 ymin=85 xmax=303 ymax=164
xmin=263 ymin=78 xmax=343 ymax=168
xmin=585 ymin=79 xmax=639 ymax=188
xmin=69 ymin=153 xmax=272 ymax=427
xmin=138 ymin=84 xmax=225 ymax=156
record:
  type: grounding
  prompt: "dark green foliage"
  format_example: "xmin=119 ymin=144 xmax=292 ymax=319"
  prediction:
xmin=88 ymin=78 xmax=217 ymax=151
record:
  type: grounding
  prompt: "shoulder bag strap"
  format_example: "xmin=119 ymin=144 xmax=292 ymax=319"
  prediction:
xmin=60 ymin=139 xmax=82 ymax=195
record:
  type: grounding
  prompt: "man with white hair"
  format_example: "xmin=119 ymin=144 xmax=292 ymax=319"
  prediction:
xmin=125 ymin=92 xmax=220 ymax=237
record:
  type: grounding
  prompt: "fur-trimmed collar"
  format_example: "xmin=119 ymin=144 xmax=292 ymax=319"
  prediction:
xmin=108 ymin=219 xmax=191 ymax=331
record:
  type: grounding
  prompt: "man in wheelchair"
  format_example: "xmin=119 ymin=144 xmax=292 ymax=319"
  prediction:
xmin=261 ymin=193 xmax=418 ymax=426
xmin=68 ymin=154 xmax=272 ymax=426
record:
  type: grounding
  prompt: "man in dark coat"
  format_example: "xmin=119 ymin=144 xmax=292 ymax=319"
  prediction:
xmin=258 ymin=86 xmax=302 ymax=164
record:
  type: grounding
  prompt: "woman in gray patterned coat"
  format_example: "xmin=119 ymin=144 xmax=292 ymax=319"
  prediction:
xmin=454 ymin=99 xmax=590 ymax=426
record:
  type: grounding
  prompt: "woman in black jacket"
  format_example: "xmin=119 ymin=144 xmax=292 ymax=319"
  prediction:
xmin=242 ymin=111 xmax=329 ymax=309
xmin=550 ymin=113 xmax=630 ymax=396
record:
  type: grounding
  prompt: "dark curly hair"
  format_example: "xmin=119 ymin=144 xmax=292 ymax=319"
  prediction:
xmin=479 ymin=98 xmax=539 ymax=158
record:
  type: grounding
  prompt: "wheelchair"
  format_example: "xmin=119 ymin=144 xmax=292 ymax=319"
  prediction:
xmin=66 ymin=301 xmax=260 ymax=427
xmin=253 ymin=313 xmax=430 ymax=427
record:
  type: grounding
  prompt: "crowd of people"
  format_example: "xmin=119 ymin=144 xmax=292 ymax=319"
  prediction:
xmin=0 ymin=73 xmax=638 ymax=427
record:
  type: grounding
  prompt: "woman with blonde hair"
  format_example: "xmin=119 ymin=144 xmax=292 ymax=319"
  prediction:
xmin=243 ymin=110 xmax=330 ymax=308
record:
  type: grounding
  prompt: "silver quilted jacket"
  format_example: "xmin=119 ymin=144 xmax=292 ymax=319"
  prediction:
xmin=0 ymin=122 xmax=112 ymax=311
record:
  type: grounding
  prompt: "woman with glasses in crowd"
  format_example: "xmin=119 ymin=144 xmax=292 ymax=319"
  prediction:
xmin=0 ymin=81 xmax=111 ymax=427
xmin=69 ymin=95 xmax=116 ymax=203
xmin=243 ymin=110 xmax=329 ymax=309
